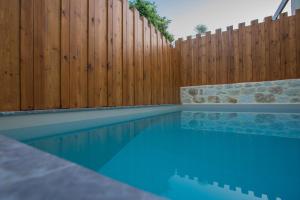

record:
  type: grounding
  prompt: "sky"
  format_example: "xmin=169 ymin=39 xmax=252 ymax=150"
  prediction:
xmin=152 ymin=0 xmax=292 ymax=40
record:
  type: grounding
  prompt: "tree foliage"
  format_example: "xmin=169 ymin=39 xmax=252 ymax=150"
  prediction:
xmin=129 ymin=0 xmax=174 ymax=42
xmin=194 ymin=24 xmax=208 ymax=35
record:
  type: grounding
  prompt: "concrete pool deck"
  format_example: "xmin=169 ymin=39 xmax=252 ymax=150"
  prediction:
xmin=0 ymin=135 xmax=163 ymax=200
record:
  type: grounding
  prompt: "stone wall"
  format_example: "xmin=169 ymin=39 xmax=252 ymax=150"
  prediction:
xmin=181 ymin=79 xmax=300 ymax=104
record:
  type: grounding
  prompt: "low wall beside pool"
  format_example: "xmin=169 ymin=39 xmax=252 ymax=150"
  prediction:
xmin=181 ymin=79 xmax=300 ymax=104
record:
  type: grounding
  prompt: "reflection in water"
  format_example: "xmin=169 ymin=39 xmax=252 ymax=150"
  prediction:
xmin=182 ymin=111 xmax=300 ymax=139
xmin=21 ymin=112 xmax=300 ymax=200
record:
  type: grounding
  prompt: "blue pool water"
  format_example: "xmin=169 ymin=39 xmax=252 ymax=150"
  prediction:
xmin=6 ymin=111 xmax=300 ymax=200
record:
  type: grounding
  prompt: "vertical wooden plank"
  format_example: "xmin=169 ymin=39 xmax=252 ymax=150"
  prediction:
xmin=233 ymin=29 xmax=240 ymax=83
xmin=170 ymin=45 xmax=175 ymax=103
xmin=215 ymin=29 xmax=222 ymax=84
xmin=69 ymin=0 xmax=88 ymax=108
xmin=280 ymin=13 xmax=288 ymax=80
xmin=180 ymin=40 xmax=188 ymax=86
xmin=171 ymin=42 xmax=176 ymax=103
xmin=143 ymin=18 xmax=151 ymax=104
xmin=133 ymin=10 xmax=144 ymax=105
xmin=123 ymin=8 xmax=134 ymax=106
xmin=195 ymin=34 xmax=202 ymax=85
xmin=244 ymin=25 xmax=253 ymax=82
xmin=47 ymin=0 xmax=61 ymax=108
xmin=33 ymin=0 xmax=45 ymax=109
xmin=227 ymin=26 xmax=234 ymax=83
xmin=61 ymin=0 xmax=70 ymax=108
xmin=107 ymin=0 xmax=123 ymax=106
xmin=94 ymin=0 xmax=108 ymax=106
xmin=270 ymin=18 xmax=281 ymax=80
xmin=150 ymin=25 xmax=158 ymax=104
xmin=258 ymin=22 xmax=266 ymax=81
xmin=168 ymin=43 xmax=172 ymax=102
xmin=285 ymin=15 xmax=297 ymax=78
xmin=34 ymin=0 xmax=61 ymax=109
xmin=186 ymin=36 xmax=193 ymax=86
xmin=177 ymin=39 xmax=183 ymax=102
xmin=0 ymin=0 xmax=20 ymax=111
xmin=162 ymin=37 xmax=167 ymax=103
xmin=251 ymin=20 xmax=259 ymax=82
xmin=157 ymin=33 xmax=163 ymax=103
xmin=238 ymin=23 xmax=245 ymax=82
xmin=209 ymin=34 xmax=217 ymax=84
xmin=112 ymin=0 xmax=123 ymax=106
xmin=264 ymin=17 xmax=272 ymax=81
xmin=21 ymin=0 xmax=34 ymax=110
xmin=107 ymin=0 xmax=113 ymax=106
xmin=192 ymin=37 xmax=198 ymax=85
xmin=88 ymin=0 xmax=95 ymax=107
xmin=174 ymin=43 xmax=180 ymax=103
xmin=138 ymin=15 xmax=144 ymax=105
xmin=45 ymin=0 xmax=61 ymax=108
xmin=122 ymin=0 xmax=128 ymax=106
xmin=220 ymin=31 xmax=228 ymax=84
xmin=296 ymin=9 xmax=300 ymax=77
xmin=166 ymin=40 xmax=171 ymax=103
xmin=200 ymin=36 xmax=208 ymax=84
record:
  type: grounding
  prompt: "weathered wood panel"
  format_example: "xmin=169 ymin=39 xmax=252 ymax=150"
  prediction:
xmin=220 ymin=31 xmax=228 ymax=84
xmin=227 ymin=26 xmax=234 ymax=83
xmin=157 ymin=33 xmax=163 ymax=104
xmin=134 ymin=11 xmax=144 ymax=105
xmin=286 ymin=15 xmax=297 ymax=78
xmin=34 ymin=0 xmax=61 ymax=109
xmin=69 ymin=0 xmax=88 ymax=108
xmin=95 ymin=0 xmax=108 ymax=106
xmin=123 ymin=8 xmax=134 ymax=106
xmin=0 ymin=0 xmax=179 ymax=112
xmin=108 ymin=0 xmax=123 ymax=106
xmin=143 ymin=19 xmax=151 ymax=105
xmin=150 ymin=25 xmax=158 ymax=104
xmin=20 ymin=0 xmax=34 ymax=110
xmin=264 ymin=17 xmax=272 ymax=81
xmin=176 ymin=11 xmax=300 ymax=87
xmin=0 ymin=0 xmax=20 ymax=111
xmin=270 ymin=18 xmax=282 ymax=80
xmin=61 ymin=0 xmax=70 ymax=108
xmin=208 ymin=33 xmax=217 ymax=84
xmin=233 ymin=29 xmax=240 ymax=83
xmin=238 ymin=23 xmax=245 ymax=82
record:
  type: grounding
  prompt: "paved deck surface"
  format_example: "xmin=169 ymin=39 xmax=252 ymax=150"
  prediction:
xmin=0 ymin=135 xmax=163 ymax=200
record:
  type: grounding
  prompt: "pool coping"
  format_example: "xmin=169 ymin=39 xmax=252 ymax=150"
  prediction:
xmin=0 ymin=104 xmax=177 ymax=117
xmin=0 ymin=135 xmax=164 ymax=200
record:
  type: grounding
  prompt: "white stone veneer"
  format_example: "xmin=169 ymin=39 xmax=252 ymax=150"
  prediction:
xmin=181 ymin=79 xmax=300 ymax=104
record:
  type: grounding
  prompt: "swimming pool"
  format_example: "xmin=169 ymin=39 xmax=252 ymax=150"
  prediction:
xmin=1 ymin=106 xmax=300 ymax=200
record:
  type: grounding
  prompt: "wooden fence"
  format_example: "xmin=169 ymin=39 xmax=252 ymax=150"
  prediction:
xmin=0 ymin=0 xmax=180 ymax=111
xmin=1 ymin=1 xmax=300 ymax=112
xmin=175 ymin=10 xmax=300 ymax=87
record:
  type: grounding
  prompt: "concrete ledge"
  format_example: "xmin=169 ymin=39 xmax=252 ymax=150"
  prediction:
xmin=0 ymin=105 xmax=181 ymax=140
xmin=0 ymin=105 xmax=178 ymax=117
xmin=0 ymin=135 xmax=163 ymax=200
